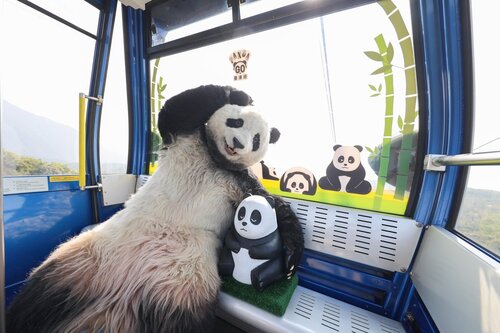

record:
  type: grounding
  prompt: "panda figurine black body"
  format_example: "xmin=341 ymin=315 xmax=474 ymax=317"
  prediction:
xmin=319 ymin=144 xmax=372 ymax=195
xmin=219 ymin=194 xmax=285 ymax=291
xmin=6 ymin=85 xmax=304 ymax=333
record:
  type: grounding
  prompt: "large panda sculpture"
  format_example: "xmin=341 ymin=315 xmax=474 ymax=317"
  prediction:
xmin=7 ymin=85 xmax=303 ymax=333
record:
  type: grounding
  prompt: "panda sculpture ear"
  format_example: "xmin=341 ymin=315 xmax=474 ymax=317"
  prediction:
xmin=269 ymin=128 xmax=281 ymax=144
xmin=354 ymin=145 xmax=363 ymax=152
xmin=264 ymin=195 xmax=275 ymax=208
xmin=333 ymin=144 xmax=342 ymax=151
xmin=229 ymin=89 xmax=253 ymax=106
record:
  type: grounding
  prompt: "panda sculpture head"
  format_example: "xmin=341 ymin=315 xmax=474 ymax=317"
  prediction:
xmin=332 ymin=144 xmax=363 ymax=172
xmin=234 ymin=194 xmax=277 ymax=240
xmin=205 ymin=104 xmax=280 ymax=171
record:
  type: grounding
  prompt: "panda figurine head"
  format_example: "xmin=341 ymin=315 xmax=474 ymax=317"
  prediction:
xmin=234 ymin=194 xmax=277 ymax=240
xmin=332 ymin=144 xmax=363 ymax=172
xmin=205 ymin=104 xmax=280 ymax=171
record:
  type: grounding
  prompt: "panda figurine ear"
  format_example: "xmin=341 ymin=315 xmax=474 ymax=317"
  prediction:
xmin=269 ymin=128 xmax=281 ymax=144
xmin=264 ymin=195 xmax=275 ymax=208
xmin=244 ymin=192 xmax=253 ymax=199
xmin=333 ymin=144 xmax=342 ymax=151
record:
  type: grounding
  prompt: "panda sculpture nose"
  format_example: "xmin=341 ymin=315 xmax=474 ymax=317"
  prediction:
xmin=232 ymin=137 xmax=245 ymax=149
xmin=242 ymin=222 xmax=247 ymax=226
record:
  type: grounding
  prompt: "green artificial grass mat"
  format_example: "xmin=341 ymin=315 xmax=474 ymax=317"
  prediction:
xmin=221 ymin=275 xmax=298 ymax=317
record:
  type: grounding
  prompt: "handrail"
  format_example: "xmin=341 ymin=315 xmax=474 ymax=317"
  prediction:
xmin=79 ymin=93 xmax=103 ymax=190
xmin=424 ymin=151 xmax=500 ymax=171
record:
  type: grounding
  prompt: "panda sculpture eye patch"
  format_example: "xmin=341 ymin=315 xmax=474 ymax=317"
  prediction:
xmin=252 ymin=134 xmax=260 ymax=152
xmin=226 ymin=118 xmax=244 ymax=128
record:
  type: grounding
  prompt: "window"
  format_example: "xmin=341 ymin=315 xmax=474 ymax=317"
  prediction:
xmin=99 ymin=4 xmax=129 ymax=174
xmin=149 ymin=0 xmax=419 ymax=215
xmin=1 ymin=0 xmax=97 ymax=176
xmin=150 ymin=0 xmax=232 ymax=46
xmin=454 ymin=1 xmax=500 ymax=256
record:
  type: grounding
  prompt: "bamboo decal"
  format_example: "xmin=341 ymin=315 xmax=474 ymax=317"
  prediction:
xmin=150 ymin=58 xmax=166 ymax=167
xmin=365 ymin=34 xmax=394 ymax=209
xmin=378 ymin=0 xmax=418 ymax=200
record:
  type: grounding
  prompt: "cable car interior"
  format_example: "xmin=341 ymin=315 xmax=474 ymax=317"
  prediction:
xmin=1 ymin=0 xmax=499 ymax=332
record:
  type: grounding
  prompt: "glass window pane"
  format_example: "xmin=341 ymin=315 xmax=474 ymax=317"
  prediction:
xmin=240 ymin=0 xmax=304 ymax=19
xmin=455 ymin=167 xmax=500 ymax=256
xmin=149 ymin=0 xmax=418 ymax=215
xmin=150 ymin=0 xmax=232 ymax=46
xmin=29 ymin=0 xmax=99 ymax=34
xmin=1 ymin=0 xmax=95 ymax=176
xmin=454 ymin=1 xmax=500 ymax=255
xmin=100 ymin=5 xmax=129 ymax=174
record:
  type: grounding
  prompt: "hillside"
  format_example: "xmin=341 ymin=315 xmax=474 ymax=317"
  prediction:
xmin=455 ymin=188 xmax=500 ymax=255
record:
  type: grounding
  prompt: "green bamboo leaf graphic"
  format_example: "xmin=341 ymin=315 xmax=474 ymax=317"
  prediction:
xmin=364 ymin=51 xmax=383 ymax=61
xmin=369 ymin=84 xmax=377 ymax=91
xmin=398 ymin=115 xmax=403 ymax=129
xmin=387 ymin=43 xmax=394 ymax=63
xmin=370 ymin=93 xmax=380 ymax=97
xmin=371 ymin=65 xmax=392 ymax=75
xmin=366 ymin=146 xmax=374 ymax=153
xmin=159 ymin=94 xmax=165 ymax=99
xmin=160 ymin=84 xmax=167 ymax=92
xmin=378 ymin=84 xmax=382 ymax=92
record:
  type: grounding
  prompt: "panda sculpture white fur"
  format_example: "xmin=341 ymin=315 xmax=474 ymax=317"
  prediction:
xmin=219 ymin=194 xmax=284 ymax=291
xmin=7 ymin=85 xmax=304 ymax=333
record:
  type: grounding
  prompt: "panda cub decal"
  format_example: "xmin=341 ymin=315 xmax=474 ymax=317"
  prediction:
xmin=219 ymin=195 xmax=285 ymax=291
xmin=280 ymin=167 xmax=317 ymax=195
xmin=319 ymin=145 xmax=372 ymax=195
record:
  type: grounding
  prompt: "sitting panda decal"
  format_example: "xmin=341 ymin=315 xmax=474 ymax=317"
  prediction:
xmin=318 ymin=144 xmax=372 ymax=195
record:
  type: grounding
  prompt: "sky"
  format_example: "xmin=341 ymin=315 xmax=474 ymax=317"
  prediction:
xmin=1 ymin=0 xmax=499 ymax=191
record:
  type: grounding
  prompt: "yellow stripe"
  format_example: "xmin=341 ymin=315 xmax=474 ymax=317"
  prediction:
xmin=79 ymin=93 xmax=86 ymax=189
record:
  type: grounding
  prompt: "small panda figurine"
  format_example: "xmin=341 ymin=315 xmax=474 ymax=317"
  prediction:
xmin=280 ymin=167 xmax=317 ymax=195
xmin=318 ymin=144 xmax=372 ymax=195
xmin=219 ymin=194 xmax=284 ymax=291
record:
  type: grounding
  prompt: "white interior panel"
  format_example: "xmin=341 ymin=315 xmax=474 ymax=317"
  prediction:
xmin=411 ymin=226 xmax=500 ymax=333
xmin=101 ymin=174 xmax=137 ymax=206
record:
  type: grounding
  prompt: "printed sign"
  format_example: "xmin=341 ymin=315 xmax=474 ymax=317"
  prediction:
xmin=229 ymin=49 xmax=250 ymax=80
xmin=3 ymin=176 xmax=49 ymax=195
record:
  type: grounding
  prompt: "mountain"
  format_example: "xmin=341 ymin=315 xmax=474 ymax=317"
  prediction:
xmin=2 ymin=101 xmax=78 ymax=163
xmin=2 ymin=101 xmax=126 ymax=172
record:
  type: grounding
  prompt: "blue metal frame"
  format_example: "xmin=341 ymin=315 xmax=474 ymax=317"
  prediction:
xmin=86 ymin=0 xmax=124 ymax=223
xmin=397 ymin=0 xmax=468 ymax=330
xmin=123 ymin=6 xmax=150 ymax=175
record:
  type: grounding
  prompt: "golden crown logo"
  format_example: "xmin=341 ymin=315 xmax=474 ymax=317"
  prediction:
xmin=229 ymin=49 xmax=251 ymax=81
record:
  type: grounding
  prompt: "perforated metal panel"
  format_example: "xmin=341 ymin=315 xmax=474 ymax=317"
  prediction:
xmin=286 ymin=198 xmax=422 ymax=272
xmin=285 ymin=287 xmax=405 ymax=333
xmin=217 ymin=286 xmax=405 ymax=333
